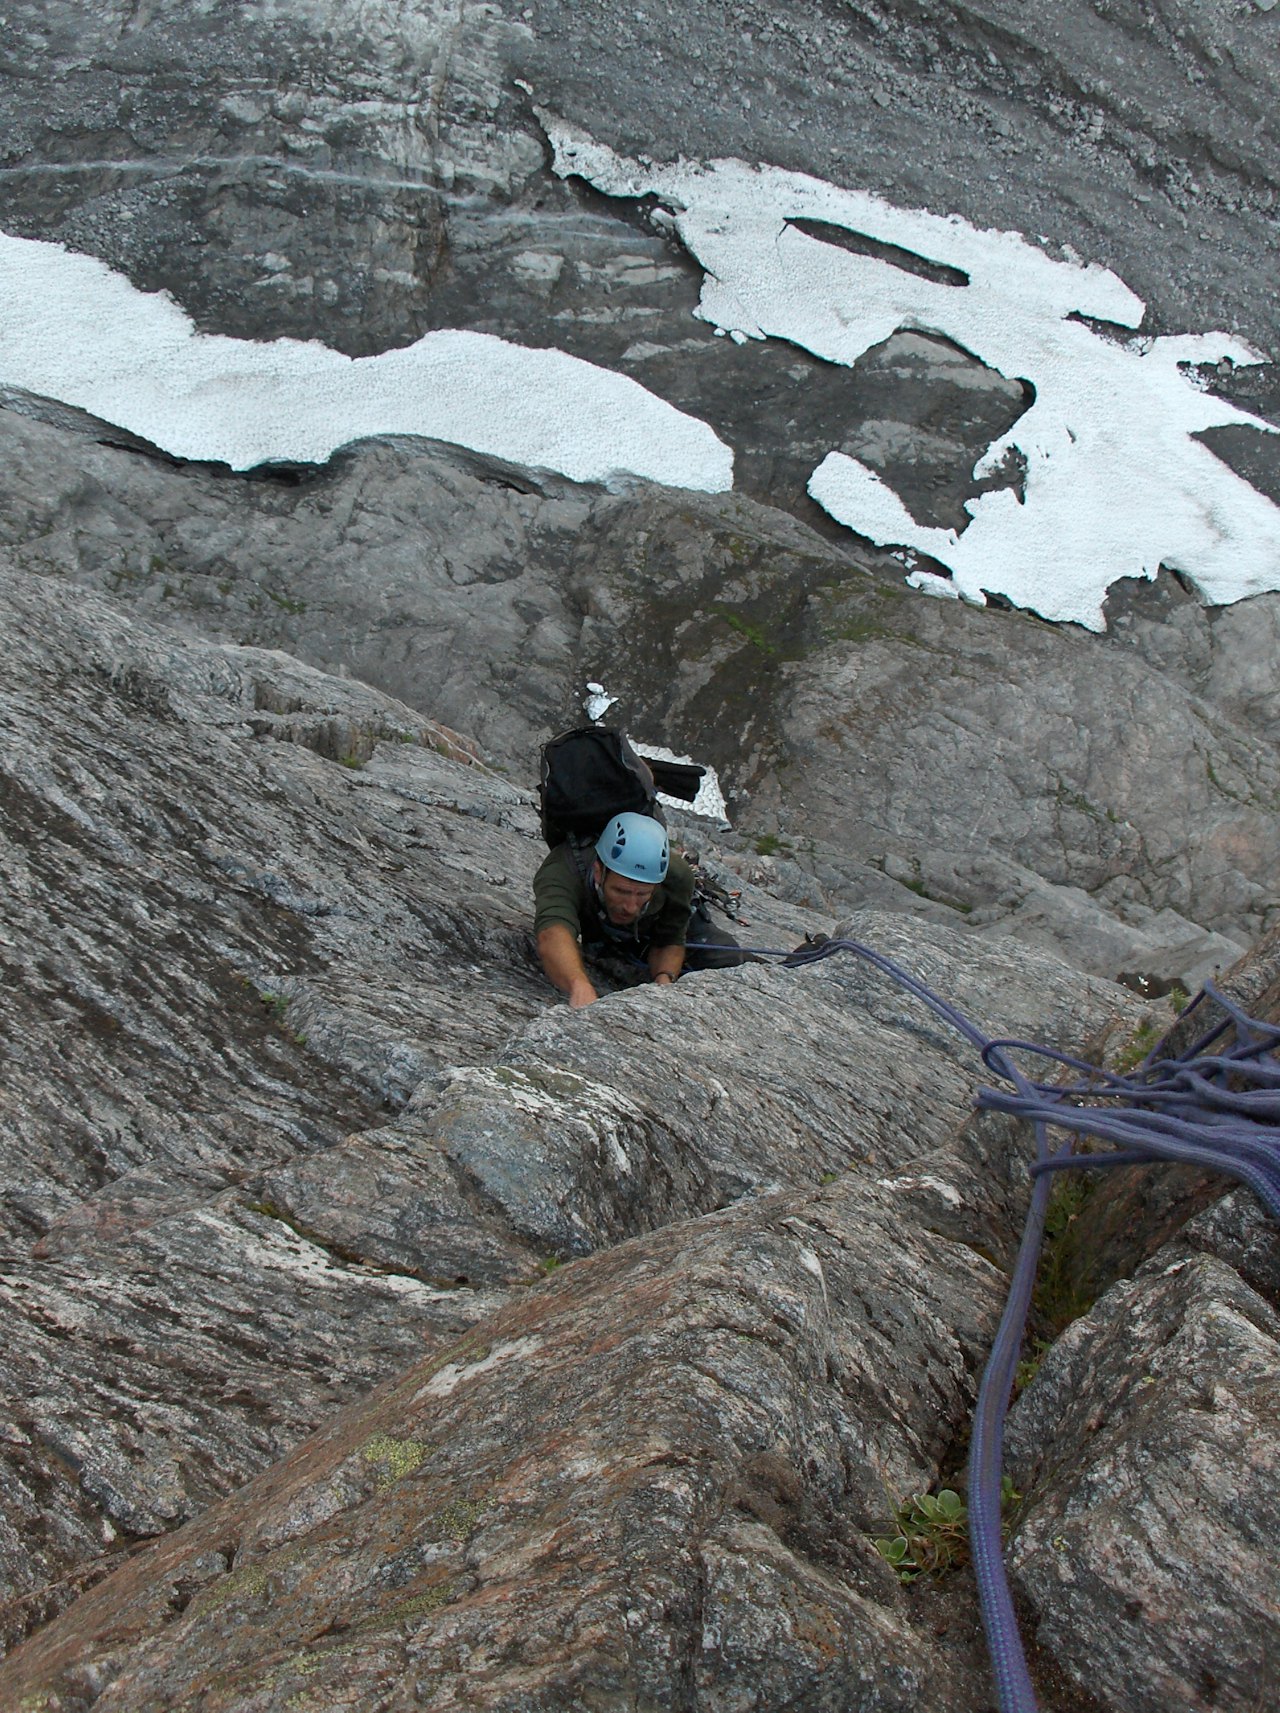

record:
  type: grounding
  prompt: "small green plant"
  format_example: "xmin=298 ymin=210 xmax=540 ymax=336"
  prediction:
xmin=1014 ymin=1336 xmax=1053 ymax=1396
xmin=754 ymin=833 xmax=782 ymax=856
xmin=1042 ymin=1172 xmax=1089 ymax=1244
xmin=1032 ymin=1173 xmax=1096 ymax=1335
xmin=874 ymin=1488 xmax=968 ymax=1581
xmin=1114 ymin=984 xmax=1189 ymax=1071
xmin=873 ymin=1478 xmax=1020 ymax=1582
xmin=360 ymin=1434 xmax=429 ymax=1490
xmin=1114 ymin=1018 xmax=1161 ymax=1073
xmin=827 ymin=616 xmax=906 ymax=646
xmin=716 ymin=609 xmax=779 ymax=654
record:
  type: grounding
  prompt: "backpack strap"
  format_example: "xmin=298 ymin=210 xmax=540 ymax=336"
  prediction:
xmin=563 ymin=834 xmax=597 ymax=885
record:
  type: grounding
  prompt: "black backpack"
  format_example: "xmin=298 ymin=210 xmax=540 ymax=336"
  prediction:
xmin=538 ymin=726 xmax=705 ymax=849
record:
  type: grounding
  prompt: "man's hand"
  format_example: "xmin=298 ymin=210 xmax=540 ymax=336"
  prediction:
xmin=648 ymin=943 xmax=684 ymax=986
xmin=537 ymin=923 xmax=600 ymax=1007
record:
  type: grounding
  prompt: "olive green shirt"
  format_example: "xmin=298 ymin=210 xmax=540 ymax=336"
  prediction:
xmin=533 ymin=844 xmax=695 ymax=949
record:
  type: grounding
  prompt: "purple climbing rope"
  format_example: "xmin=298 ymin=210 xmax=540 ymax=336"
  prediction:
xmin=728 ymin=934 xmax=1280 ymax=1713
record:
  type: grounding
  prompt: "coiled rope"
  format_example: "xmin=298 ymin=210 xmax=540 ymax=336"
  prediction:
xmin=708 ymin=933 xmax=1280 ymax=1713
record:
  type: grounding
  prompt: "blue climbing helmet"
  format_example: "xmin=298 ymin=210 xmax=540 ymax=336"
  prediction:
xmin=595 ymin=812 xmax=669 ymax=883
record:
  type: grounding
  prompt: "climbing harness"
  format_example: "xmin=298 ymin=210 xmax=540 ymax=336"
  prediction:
xmin=703 ymin=932 xmax=1280 ymax=1713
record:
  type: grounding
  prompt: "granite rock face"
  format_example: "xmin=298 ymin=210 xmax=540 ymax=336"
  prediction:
xmin=3 ymin=398 xmax=1278 ymax=988
xmin=3 ymin=0 xmax=1280 ymax=985
xmin=3 ymin=560 xmax=1279 ymax=1711
xmin=1006 ymin=1252 xmax=1280 ymax=1713
xmin=0 ymin=561 xmax=552 ymax=1648
xmin=2 ymin=1176 xmax=1014 ymax=1713
xmin=3 ymin=3 xmax=1280 ymax=1708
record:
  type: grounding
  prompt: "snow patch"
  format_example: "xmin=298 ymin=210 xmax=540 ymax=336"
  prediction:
xmin=545 ymin=115 xmax=1280 ymax=631
xmin=906 ymin=568 xmax=961 ymax=601
xmin=0 ymin=229 xmax=732 ymax=491
xmin=9 ymin=122 xmax=1276 ymax=633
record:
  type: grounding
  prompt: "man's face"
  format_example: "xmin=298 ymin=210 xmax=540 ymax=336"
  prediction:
xmin=595 ymin=862 xmax=656 ymax=926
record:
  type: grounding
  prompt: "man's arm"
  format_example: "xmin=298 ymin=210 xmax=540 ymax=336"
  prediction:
xmin=533 ymin=846 xmax=598 ymax=1006
xmin=536 ymin=923 xmax=599 ymax=1008
xmin=648 ymin=941 xmax=685 ymax=987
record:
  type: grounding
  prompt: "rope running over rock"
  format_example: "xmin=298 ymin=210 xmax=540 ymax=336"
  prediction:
xmin=727 ymin=934 xmax=1280 ymax=1713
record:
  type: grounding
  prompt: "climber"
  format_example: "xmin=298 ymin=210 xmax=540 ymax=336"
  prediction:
xmin=533 ymin=811 xmax=744 ymax=1007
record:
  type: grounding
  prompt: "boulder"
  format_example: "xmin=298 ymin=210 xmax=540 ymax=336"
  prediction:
xmin=1006 ymin=1252 xmax=1280 ymax=1713
xmin=0 ymin=1175 xmax=1015 ymax=1712
xmin=0 ymin=561 xmax=551 ymax=1643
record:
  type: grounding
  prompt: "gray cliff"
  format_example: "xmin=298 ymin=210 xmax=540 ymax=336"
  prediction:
xmin=1 ymin=4 xmax=1279 ymax=1710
